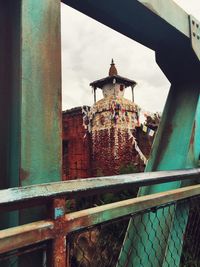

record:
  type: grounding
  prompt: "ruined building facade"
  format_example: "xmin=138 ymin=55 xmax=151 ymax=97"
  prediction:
xmin=62 ymin=61 xmax=159 ymax=180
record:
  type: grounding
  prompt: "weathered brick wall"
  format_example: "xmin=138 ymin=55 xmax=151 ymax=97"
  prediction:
xmin=92 ymin=128 xmax=139 ymax=176
xmin=62 ymin=107 xmax=157 ymax=179
xmin=62 ymin=107 xmax=92 ymax=180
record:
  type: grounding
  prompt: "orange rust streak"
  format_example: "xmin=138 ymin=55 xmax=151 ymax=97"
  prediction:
xmin=51 ymin=236 xmax=66 ymax=267
xmin=190 ymin=121 xmax=196 ymax=146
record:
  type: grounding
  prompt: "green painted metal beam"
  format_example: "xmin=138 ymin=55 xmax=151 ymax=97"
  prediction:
xmin=62 ymin=0 xmax=200 ymax=83
xmin=20 ymin=0 xmax=62 ymax=188
xmin=62 ymin=0 xmax=189 ymax=51
xmin=0 ymin=1 xmax=21 ymax=231
xmin=20 ymin=1 xmax=62 ymax=266
xmin=0 ymin=168 xmax=200 ymax=212
xmin=0 ymin=0 xmax=62 ymax=266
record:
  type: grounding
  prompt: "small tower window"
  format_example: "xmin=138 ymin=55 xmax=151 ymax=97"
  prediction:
xmin=120 ymin=84 xmax=124 ymax=91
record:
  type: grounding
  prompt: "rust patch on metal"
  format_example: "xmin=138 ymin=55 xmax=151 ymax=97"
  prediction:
xmin=65 ymin=215 xmax=92 ymax=233
xmin=190 ymin=121 xmax=196 ymax=146
xmin=152 ymin=123 xmax=173 ymax=170
xmin=0 ymin=220 xmax=54 ymax=254
xmin=48 ymin=197 xmax=67 ymax=266
xmin=20 ymin=168 xmax=30 ymax=181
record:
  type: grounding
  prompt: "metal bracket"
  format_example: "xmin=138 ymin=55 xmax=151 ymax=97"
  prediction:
xmin=189 ymin=15 xmax=200 ymax=61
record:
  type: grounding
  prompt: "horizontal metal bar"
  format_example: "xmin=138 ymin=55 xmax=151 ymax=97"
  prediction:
xmin=138 ymin=0 xmax=189 ymax=38
xmin=0 ymin=168 xmax=199 ymax=211
xmin=0 ymin=243 xmax=46 ymax=262
xmin=0 ymin=221 xmax=54 ymax=254
xmin=62 ymin=0 xmax=200 ymax=84
xmin=62 ymin=0 xmax=189 ymax=51
xmin=1 ymin=184 xmax=200 ymax=254
xmin=64 ymin=184 xmax=200 ymax=233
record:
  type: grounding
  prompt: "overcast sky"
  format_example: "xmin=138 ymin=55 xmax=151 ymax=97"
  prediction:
xmin=61 ymin=1 xmax=200 ymax=112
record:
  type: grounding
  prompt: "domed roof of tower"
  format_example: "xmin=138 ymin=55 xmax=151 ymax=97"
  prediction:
xmin=90 ymin=60 xmax=136 ymax=89
xmin=109 ymin=59 xmax=118 ymax=76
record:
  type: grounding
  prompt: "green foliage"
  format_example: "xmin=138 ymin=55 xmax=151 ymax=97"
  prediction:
xmin=119 ymin=163 xmax=138 ymax=175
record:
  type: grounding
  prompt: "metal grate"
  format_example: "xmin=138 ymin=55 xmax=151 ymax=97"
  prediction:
xmin=67 ymin=196 xmax=200 ymax=267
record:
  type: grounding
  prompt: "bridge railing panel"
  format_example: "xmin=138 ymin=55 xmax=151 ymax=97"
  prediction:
xmin=0 ymin=169 xmax=199 ymax=266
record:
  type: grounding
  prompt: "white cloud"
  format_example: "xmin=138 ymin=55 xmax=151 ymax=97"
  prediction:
xmin=61 ymin=1 xmax=200 ymax=112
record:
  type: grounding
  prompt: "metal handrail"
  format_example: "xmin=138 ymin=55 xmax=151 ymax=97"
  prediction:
xmin=0 ymin=168 xmax=199 ymax=211
xmin=1 ymin=184 xmax=200 ymax=255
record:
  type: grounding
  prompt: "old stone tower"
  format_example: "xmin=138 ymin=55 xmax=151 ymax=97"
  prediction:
xmin=87 ymin=60 xmax=146 ymax=176
xmin=62 ymin=60 xmax=157 ymax=180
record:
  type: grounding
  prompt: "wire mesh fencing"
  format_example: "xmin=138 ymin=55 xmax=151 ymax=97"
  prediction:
xmin=67 ymin=195 xmax=200 ymax=267
xmin=180 ymin=196 xmax=200 ymax=267
xmin=1 ymin=195 xmax=200 ymax=267
xmin=67 ymin=218 xmax=129 ymax=267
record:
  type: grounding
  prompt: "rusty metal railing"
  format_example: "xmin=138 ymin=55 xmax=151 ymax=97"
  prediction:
xmin=0 ymin=168 xmax=200 ymax=266
xmin=67 ymin=195 xmax=200 ymax=267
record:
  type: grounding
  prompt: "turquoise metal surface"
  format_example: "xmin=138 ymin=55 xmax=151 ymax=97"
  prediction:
xmin=0 ymin=0 xmax=61 ymax=266
xmin=20 ymin=0 xmax=62 ymax=189
xmin=0 ymin=1 xmax=21 ymax=231
xmin=19 ymin=1 xmax=62 ymax=266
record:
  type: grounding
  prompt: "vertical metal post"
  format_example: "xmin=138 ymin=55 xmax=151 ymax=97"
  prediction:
xmin=131 ymin=85 xmax=134 ymax=103
xmin=20 ymin=1 xmax=62 ymax=266
xmin=47 ymin=198 xmax=67 ymax=267
xmin=93 ymin=87 xmax=97 ymax=103
xmin=0 ymin=0 xmax=62 ymax=266
xmin=0 ymin=1 xmax=21 ymax=230
xmin=20 ymin=0 xmax=62 ymax=190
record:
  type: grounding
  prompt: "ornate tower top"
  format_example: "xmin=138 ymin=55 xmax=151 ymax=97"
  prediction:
xmin=90 ymin=60 xmax=137 ymax=102
xmin=109 ymin=59 xmax=118 ymax=76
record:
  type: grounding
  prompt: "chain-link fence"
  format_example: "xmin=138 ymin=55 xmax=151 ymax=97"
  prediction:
xmin=67 ymin=196 xmax=200 ymax=267
xmin=67 ymin=218 xmax=129 ymax=267
xmin=181 ymin=196 xmax=200 ymax=267
xmin=1 ymin=195 xmax=200 ymax=267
